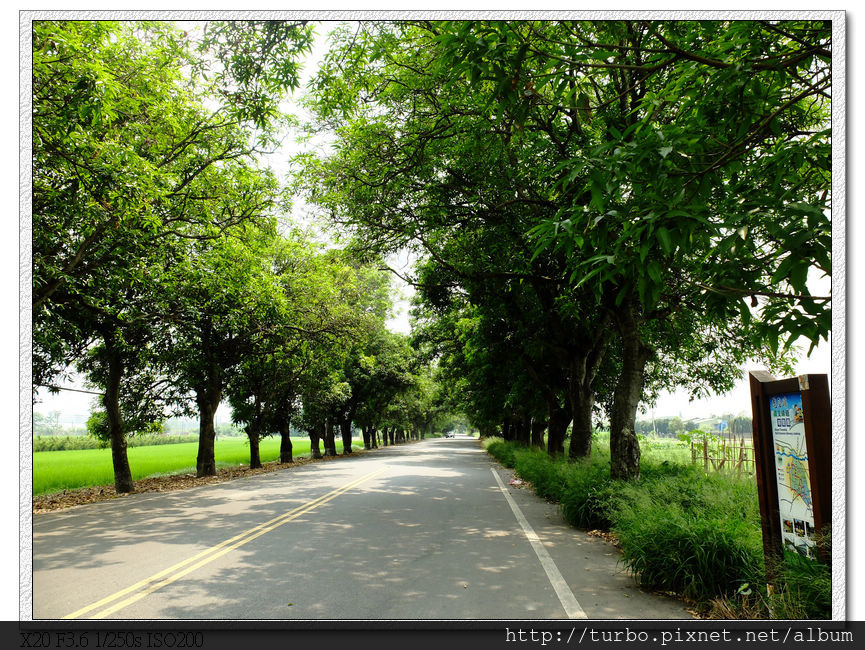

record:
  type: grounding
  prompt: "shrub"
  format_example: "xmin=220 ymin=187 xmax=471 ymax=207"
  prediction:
xmin=33 ymin=436 xmax=104 ymax=452
xmin=34 ymin=434 xmax=200 ymax=452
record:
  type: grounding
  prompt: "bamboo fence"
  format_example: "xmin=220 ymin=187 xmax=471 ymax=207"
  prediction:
xmin=690 ymin=435 xmax=756 ymax=478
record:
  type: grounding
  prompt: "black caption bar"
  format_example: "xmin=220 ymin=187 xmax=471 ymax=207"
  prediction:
xmin=6 ymin=624 xmax=863 ymax=650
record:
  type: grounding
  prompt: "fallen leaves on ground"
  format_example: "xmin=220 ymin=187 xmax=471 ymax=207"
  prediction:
xmin=587 ymin=529 xmax=621 ymax=546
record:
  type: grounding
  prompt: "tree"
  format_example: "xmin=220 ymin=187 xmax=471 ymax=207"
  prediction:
xmin=33 ymin=21 xmax=281 ymax=341
xmin=343 ymin=329 xmax=415 ymax=451
xmin=413 ymin=293 xmax=551 ymax=448
xmin=197 ymin=20 xmax=314 ymax=130
xmin=32 ymin=20 xmax=312 ymax=489
xmin=222 ymin=237 xmax=373 ymax=467
xmin=56 ymin=285 xmax=162 ymax=492
xmin=324 ymin=258 xmax=396 ymax=454
xmin=164 ymin=221 xmax=286 ymax=476
xmin=33 ymin=411 xmax=62 ymax=436
xmin=217 ymin=256 xmax=291 ymax=470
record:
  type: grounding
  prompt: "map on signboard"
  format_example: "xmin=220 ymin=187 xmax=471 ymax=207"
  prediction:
xmin=770 ymin=392 xmax=816 ymax=557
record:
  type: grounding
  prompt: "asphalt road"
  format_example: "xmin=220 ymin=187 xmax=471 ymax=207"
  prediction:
xmin=32 ymin=436 xmax=693 ymax=620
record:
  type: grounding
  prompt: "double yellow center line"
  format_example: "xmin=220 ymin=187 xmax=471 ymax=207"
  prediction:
xmin=63 ymin=466 xmax=388 ymax=619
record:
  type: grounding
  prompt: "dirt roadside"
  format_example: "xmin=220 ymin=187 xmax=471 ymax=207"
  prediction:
xmin=32 ymin=449 xmax=371 ymax=514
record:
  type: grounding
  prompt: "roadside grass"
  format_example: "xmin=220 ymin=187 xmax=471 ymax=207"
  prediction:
xmin=33 ymin=437 xmax=350 ymax=495
xmin=483 ymin=436 xmax=830 ymax=619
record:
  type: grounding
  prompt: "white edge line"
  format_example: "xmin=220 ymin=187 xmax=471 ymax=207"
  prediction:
xmin=491 ymin=468 xmax=587 ymax=619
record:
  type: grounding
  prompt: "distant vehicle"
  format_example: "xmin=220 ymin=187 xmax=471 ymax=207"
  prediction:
xmin=444 ymin=432 xmax=455 ymax=438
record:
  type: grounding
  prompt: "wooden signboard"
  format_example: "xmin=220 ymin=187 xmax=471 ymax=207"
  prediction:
xmin=749 ymin=371 xmax=831 ymax=568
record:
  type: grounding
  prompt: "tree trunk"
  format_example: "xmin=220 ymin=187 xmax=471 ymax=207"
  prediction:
xmin=547 ymin=403 xmax=571 ymax=457
xmin=515 ymin=414 xmax=530 ymax=446
xmin=323 ymin=418 xmax=337 ymax=456
xmin=310 ymin=422 xmax=323 ymax=459
xmin=530 ymin=417 xmax=547 ymax=449
xmin=248 ymin=427 xmax=261 ymax=469
xmin=519 ymin=353 xmax=571 ymax=456
xmin=609 ymin=299 xmax=652 ymax=481
xmin=195 ymin=400 xmax=218 ymax=477
xmin=566 ymin=331 xmax=608 ymax=460
xmin=104 ymin=345 xmax=134 ymax=493
xmin=279 ymin=422 xmax=293 ymax=463
xmin=341 ymin=418 xmax=353 ymax=454
xmin=195 ymin=369 xmax=222 ymax=477
xmin=389 ymin=428 xmax=396 ymax=445
xmin=568 ymin=383 xmax=594 ymax=460
xmin=194 ymin=320 xmax=223 ymax=477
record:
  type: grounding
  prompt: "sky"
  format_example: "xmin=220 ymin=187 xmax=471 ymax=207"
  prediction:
xmin=9 ymin=3 xmax=859 ymax=622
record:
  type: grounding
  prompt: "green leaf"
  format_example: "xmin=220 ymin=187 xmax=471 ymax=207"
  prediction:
xmin=656 ymin=227 xmax=672 ymax=254
xmin=647 ymin=260 xmax=662 ymax=285
xmin=789 ymin=262 xmax=809 ymax=292
xmin=770 ymin=255 xmax=795 ymax=285
xmin=590 ymin=181 xmax=605 ymax=212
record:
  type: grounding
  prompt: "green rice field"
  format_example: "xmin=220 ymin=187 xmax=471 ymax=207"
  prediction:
xmin=33 ymin=437 xmax=353 ymax=496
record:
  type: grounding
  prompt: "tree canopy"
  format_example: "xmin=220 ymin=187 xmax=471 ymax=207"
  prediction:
xmin=295 ymin=19 xmax=829 ymax=479
xmin=32 ymin=18 xmax=831 ymax=489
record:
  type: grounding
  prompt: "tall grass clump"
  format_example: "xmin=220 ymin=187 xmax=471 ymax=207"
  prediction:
xmin=560 ymin=450 xmax=618 ymax=530
xmin=511 ymin=448 xmax=571 ymax=501
xmin=767 ymin=553 xmax=832 ymax=619
xmin=711 ymin=545 xmax=832 ymax=620
xmin=483 ymin=437 xmax=518 ymax=468
xmin=762 ymin=529 xmax=832 ymax=620
xmin=604 ymin=463 xmax=766 ymax=601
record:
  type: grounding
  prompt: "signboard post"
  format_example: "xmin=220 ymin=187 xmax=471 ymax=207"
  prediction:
xmin=749 ymin=371 xmax=831 ymax=571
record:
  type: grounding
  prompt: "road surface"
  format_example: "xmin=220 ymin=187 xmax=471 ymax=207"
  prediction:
xmin=32 ymin=436 xmax=693 ymax=620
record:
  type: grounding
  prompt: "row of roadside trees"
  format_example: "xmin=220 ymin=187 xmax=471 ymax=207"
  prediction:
xmin=32 ymin=20 xmax=447 ymax=494
xmin=633 ymin=415 xmax=753 ymax=438
xmin=294 ymin=20 xmax=831 ymax=480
